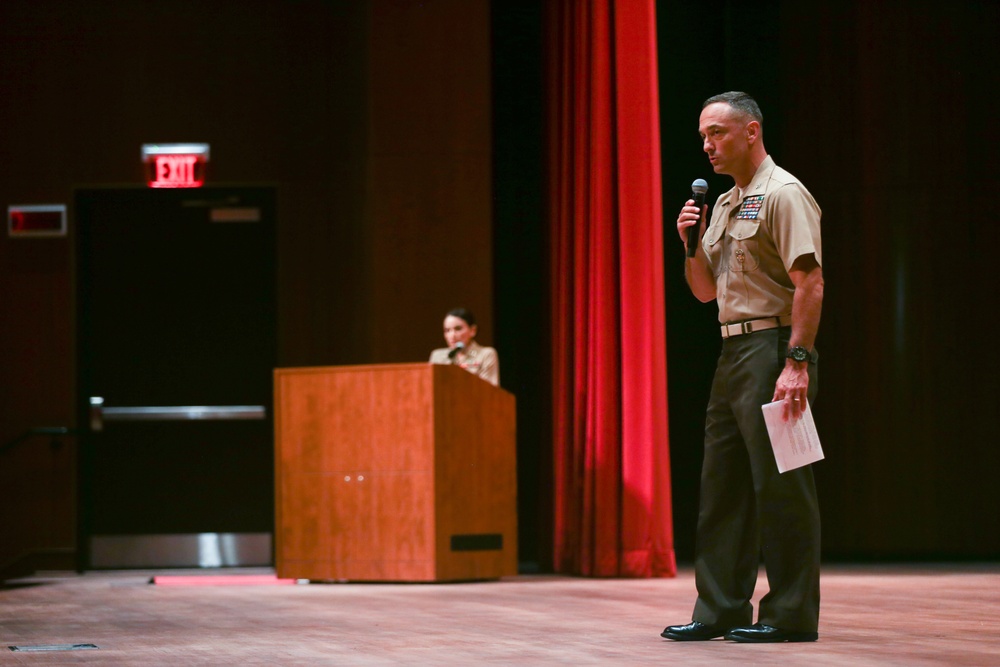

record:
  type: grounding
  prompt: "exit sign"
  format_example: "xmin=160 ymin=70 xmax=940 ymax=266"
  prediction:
xmin=141 ymin=143 xmax=210 ymax=188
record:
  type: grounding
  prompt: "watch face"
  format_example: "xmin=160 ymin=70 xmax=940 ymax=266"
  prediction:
xmin=788 ymin=346 xmax=810 ymax=362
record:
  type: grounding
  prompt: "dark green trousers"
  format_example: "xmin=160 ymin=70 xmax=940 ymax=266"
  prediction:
xmin=691 ymin=327 xmax=821 ymax=632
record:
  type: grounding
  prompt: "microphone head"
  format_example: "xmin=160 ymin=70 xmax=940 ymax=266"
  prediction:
xmin=454 ymin=341 xmax=465 ymax=351
xmin=447 ymin=341 xmax=465 ymax=359
xmin=691 ymin=178 xmax=709 ymax=194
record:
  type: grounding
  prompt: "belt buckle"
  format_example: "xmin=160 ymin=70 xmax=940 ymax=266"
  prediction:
xmin=741 ymin=320 xmax=753 ymax=335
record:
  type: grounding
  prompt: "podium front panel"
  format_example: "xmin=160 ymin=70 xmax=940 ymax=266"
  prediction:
xmin=275 ymin=363 xmax=516 ymax=581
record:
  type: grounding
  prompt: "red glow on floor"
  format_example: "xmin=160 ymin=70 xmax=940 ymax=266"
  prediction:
xmin=151 ymin=575 xmax=296 ymax=586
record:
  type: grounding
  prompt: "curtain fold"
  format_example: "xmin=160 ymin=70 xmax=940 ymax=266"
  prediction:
xmin=548 ymin=0 xmax=676 ymax=577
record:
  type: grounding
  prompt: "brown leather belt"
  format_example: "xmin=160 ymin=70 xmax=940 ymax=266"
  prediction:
xmin=720 ymin=315 xmax=792 ymax=339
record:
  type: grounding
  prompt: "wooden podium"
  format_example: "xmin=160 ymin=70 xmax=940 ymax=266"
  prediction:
xmin=274 ymin=363 xmax=517 ymax=581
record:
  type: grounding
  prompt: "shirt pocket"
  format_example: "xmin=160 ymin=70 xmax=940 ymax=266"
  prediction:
xmin=727 ymin=219 xmax=761 ymax=272
xmin=704 ymin=220 xmax=726 ymax=273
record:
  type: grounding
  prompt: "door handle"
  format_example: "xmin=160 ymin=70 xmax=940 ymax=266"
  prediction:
xmin=88 ymin=397 xmax=266 ymax=432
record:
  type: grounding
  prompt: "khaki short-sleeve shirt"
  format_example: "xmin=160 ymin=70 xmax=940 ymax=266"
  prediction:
xmin=702 ymin=156 xmax=822 ymax=324
xmin=429 ymin=340 xmax=500 ymax=386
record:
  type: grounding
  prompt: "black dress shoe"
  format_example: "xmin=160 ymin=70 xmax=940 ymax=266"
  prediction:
xmin=661 ymin=621 xmax=730 ymax=641
xmin=724 ymin=623 xmax=818 ymax=643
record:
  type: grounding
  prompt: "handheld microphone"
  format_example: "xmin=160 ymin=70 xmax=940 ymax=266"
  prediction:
xmin=447 ymin=341 xmax=465 ymax=360
xmin=687 ymin=179 xmax=709 ymax=257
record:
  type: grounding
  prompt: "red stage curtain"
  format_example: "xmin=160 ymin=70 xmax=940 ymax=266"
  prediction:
xmin=547 ymin=0 xmax=676 ymax=577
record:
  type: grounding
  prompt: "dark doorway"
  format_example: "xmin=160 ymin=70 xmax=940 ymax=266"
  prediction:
xmin=75 ymin=187 xmax=277 ymax=569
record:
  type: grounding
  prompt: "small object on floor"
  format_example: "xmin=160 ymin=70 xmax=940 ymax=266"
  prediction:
xmin=9 ymin=644 xmax=99 ymax=652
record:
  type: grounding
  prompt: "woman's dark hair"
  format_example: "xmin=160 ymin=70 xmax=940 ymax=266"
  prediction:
xmin=447 ymin=307 xmax=476 ymax=327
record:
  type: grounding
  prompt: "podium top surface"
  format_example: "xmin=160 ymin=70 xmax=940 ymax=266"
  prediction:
xmin=274 ymin=362 xmax=514 ymax=398
xmin=275 ymin=362 xmax=428 ymax=375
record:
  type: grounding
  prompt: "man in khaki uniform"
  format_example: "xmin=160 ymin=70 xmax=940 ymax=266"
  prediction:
xmin=662 ymin=92 xmax=824 ymax=643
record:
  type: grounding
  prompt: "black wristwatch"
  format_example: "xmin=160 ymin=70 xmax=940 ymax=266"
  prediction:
xmin=786 ymin=346 xmax=811 ymax=363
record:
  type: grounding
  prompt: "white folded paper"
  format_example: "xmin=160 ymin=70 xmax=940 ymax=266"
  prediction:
xmin=761 ymin=400 xmax=824 ymax=473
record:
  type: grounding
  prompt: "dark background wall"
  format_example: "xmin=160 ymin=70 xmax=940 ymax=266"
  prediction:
xmin=2 ymin=0 xmax=999 ymax=575
xmin=658 ymin=0 xmax=1000 ymax=561
xmin=0 ymin=0 xmax=503 ymax=571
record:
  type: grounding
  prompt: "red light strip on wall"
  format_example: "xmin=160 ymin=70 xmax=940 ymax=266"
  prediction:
xmin=7 ymin=204 xmax=67 ymax=238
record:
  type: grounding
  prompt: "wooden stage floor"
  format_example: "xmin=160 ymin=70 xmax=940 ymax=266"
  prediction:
xmin=2 ymin=564 xmax=998 ymax=665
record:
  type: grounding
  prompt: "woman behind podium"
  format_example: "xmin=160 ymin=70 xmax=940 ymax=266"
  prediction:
xmin=429 ymin=308 xmax=499 ymax=386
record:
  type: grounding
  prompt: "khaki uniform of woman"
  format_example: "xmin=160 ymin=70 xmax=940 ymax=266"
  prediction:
xmin=429 ymin=340 xmax=499 ymax=386
xmin=429 ymin=309 xmax=499 ymax=387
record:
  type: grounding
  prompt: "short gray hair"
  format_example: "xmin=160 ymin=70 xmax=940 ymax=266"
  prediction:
xmin=702 ymin=91 xmax=763 ymax=126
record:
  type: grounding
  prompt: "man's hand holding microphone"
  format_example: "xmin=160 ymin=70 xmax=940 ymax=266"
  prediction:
xmin=678 ymin=178 xmax=709 ymax=257
xmin=678 ymin=179 xmax=716 ymax=303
